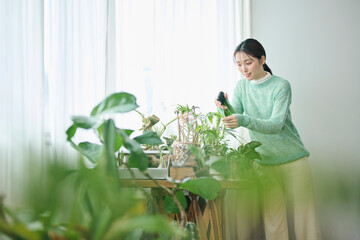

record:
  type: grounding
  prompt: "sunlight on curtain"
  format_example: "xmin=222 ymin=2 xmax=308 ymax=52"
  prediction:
xmin=44 ymin=0 xmax=108 ymax=161
xmin=0 ymin=0 xmax=44 ymax=206
xmin=0 ymin=0 xmax=251 ymax=207
xmin=115 ymin=0 xmax=251 ymax=138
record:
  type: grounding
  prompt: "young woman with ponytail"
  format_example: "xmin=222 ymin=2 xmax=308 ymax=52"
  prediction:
xmin=216 ymin=38 xmax=321 ymax=240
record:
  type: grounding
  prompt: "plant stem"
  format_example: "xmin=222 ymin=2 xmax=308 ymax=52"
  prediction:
xmin=142 ymin=173 xmax=186 ymax=227
xmin=123 ymin=164 xmax=160 ymax=214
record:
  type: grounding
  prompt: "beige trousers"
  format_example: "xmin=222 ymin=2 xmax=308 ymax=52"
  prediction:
xmin=255 ymin=157 xmax=322 ymax=240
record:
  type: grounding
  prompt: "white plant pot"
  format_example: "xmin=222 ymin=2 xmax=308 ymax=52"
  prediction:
xmin=119 ymin=150 xmax=169 ymax=179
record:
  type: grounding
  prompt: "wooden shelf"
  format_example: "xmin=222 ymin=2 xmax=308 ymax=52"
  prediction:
xmin=119 ymin=178 xmax=255 ymax=190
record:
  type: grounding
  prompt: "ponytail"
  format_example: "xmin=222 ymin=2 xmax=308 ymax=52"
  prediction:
xmin=263 ymin=63 xmax=272 ymax=75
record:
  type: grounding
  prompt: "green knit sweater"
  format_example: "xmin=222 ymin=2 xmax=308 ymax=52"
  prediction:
xmin=232 ymin=75 xmax=309 ymax=165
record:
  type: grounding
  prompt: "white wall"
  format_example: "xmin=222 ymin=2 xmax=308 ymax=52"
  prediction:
xmin=251 ymin=0 xmax=360 ymax=239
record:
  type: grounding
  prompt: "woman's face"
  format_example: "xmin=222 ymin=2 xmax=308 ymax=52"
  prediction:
xmin=235 ymin=51 xmax=266 ymax=80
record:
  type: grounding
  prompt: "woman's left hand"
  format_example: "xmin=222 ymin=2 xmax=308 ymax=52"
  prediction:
xmin=222 ymin=115 xmax=238 ymax=128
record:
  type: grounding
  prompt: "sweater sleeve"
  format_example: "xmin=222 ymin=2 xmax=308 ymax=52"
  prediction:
xmin=235 ymin=82 xmax=291 ymax=134
xmin=231 ymin=84 xmax=244 ymax=114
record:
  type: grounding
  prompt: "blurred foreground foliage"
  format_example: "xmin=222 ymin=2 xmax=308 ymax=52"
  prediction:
xmin=0 ymin=154 xmax=185 ymax=240
xmin=0 ymin=116 xmax=185 ymax=239
xmin=0 ymin=92 xmax=223 ymax=239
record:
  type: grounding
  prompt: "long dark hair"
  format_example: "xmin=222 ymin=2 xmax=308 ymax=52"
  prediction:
xmin=233 ymin=38 xmax=272 ymax=75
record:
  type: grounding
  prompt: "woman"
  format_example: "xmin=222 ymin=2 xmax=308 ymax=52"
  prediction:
xmin=216 ymin=38 xmax=321 ymax=240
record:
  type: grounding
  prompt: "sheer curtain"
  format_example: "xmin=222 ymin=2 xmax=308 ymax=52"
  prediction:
xmin=0 ymin=0 xmax=44 ymax=206
xmin=115 ymin=0 xmax=252 ymax=137
xmin=44 ymin=0 xmax=108 ymax=161
xmin=0 ymin=0 xmax=251 ymax=207
xmin=0 ymin=0 xmax=109 ymax=205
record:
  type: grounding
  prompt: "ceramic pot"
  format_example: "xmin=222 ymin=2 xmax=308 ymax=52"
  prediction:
xmin=170 ymin=141 xmax=199 ymax=167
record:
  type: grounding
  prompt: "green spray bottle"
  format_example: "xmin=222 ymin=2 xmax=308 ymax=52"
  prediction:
xmin=217 ymin=91 xmax=236 ymax=117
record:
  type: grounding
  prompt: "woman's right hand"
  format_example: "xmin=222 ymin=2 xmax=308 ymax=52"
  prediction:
xmin=214 ymin=92 xmax=228 ymax=109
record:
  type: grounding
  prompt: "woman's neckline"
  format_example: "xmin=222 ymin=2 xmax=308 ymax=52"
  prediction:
xmin=249 ymin=71 xmax=272 ymax=85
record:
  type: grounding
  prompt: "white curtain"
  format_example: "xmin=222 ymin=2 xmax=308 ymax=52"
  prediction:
xmin=0 ymin=0 xmax=251 ymax=208
xmin=0 ymin=0 xmax=109 ymax=205
xmin=0 ymin=0 xmax=44 ymax=206
xmin=44 ymin=0 xmax=108 ymax=160
xmin=115 ymin=0 xmax=251 ymax=137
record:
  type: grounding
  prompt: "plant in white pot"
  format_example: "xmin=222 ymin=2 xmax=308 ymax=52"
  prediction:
xmin=196 ymin=111 xmax=233 ymax=179
xmin=209 ymin=141 xmax=263 ymax=180
xmin=196 ymin=110 xmax=262 ymax=180
xmin=134 ymin=110 xmax=177 ymax=169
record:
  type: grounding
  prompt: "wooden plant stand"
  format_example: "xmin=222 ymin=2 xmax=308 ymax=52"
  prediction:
xmin=119 ymin=179 xmax=253 ymax=240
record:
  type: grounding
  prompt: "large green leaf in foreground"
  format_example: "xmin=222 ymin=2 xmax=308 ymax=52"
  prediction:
xmin=91 ymin=92 xmax=139 ymax=116
xmin=179 ymin=177 xmax=221 ymax=200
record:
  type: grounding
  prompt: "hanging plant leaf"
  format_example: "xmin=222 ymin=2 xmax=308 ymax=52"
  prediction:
xmin=71 ymin=116 xmax=99 ymax=129
xmin=179 ymin=177 xmax=221 ymax=200
xmin=133 ymin=131 xmax=163 ymax=146
xmin=91 ymin=92 xmax=139 ymax=116
xmin=163 ymin=191 xmax=187 ymax=214
xmin=66 ymin=124 xmax=77 ymax=141
xmin=77 ymin=142 xmax=103 ymax=164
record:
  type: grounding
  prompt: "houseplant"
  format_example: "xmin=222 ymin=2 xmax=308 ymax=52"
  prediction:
xmin=210 ymin=141 xmax=263 ymax=180
xmin=169 ymin=105 xmax=202 ymax=180
xmin=134 ymin=110 xmax=177 ymax=169
xmin=196 ymin=111 xmax=233 ymax=179
xmin=65 ymin=92 xmax=223 ymax=232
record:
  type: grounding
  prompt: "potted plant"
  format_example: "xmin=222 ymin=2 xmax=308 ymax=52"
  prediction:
xmin=169 ymin=105 xmax=202 ymax=180
xmin=63 ymin=93 xmax=224 ymax=235
xmin=115 ymin=110 xmax=175 ymax=180
xmin=209 ymin=140 xmax=263 ymax=180
xmin=196 ymin=111 xmax=234 ymax=179
xmin=134 ymin=110 xmax=177 ymax=169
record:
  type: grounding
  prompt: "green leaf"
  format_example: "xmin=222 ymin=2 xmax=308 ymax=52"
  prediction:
xmin=128 ymin=152 xmax=148 ymax=171
xmin=244 ymin=150 xmax=262 ymax=160
xmin=133 ymin=131 xmax=163 ymax=146
xmin=0 ymin=220 xmax=41 ymax=240
xmin=97 ymin=123 xmax=126 ymax=151
xmin=210 ymin=158 xmax=230 ymax=177
xmin=244 ymin=141 xmax=262 ymax=149
xmin=91 ymin=92 xmax=139 ymax=116
xmin=102 ymin=119 xmax=119 ymax=176
xmin=163 ymin=191 xmax=187 ymax=214
xmin=66 ymin=124 xmax=77 ymax=141
xmin=179 ymin=177 xmax=221 ymax=200
xmin=118 ymin=130 xmax=148 ymax=171
xmin=123 ymin=129 xmax=135 ymax=136
xmin=104 ymin=215 xmax=185 ymax=239
xmin=78 ymin=142 xmax=102 ymax=164
xmin=91 ymin=207 xmax=112 ymax=240
xmin=71 ymin=116 xmax=99 ymax=129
